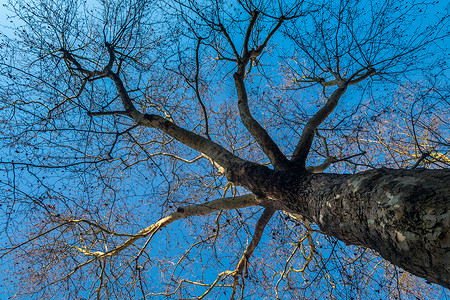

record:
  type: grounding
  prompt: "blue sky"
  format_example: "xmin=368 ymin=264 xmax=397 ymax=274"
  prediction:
xmin=0 ymin=0 xmax=449 ymax=299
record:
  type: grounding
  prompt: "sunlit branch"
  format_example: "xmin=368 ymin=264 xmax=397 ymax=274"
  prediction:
xmin=198 ymin=271 xmax=237 ymax=299
xmin=93 ymin=260 xmax=107 ymax=299
xmin=274 ymin=223 xmax=316 ymax=300
xmin=305 ymin=132 xmax=336 ymax=173
xmin=69 ymin=194 xmax=258 ymax=259
xmin=139 ymin=152 xmax=205 ymax=164
xmin=306 ymin=156 xmax=337 ymax=173
xmin=146 ymin=277 xmax=233 ymax=298
xmin=411 ymin=152 xmax=430 ymax=169
xmin=170 ymin=234 xmax=216 ymax=280
xmin=67 ymin=219 xmax=138 ymax=237
xmin=141 ymin=114 xmax=245 ymax=172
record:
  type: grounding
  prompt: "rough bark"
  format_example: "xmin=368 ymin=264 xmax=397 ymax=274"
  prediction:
xmin=228 ymin=165 xmax=450 ymax=288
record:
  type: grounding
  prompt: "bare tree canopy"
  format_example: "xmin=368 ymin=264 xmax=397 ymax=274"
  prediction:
xmin=0 ymin=0 xmax=449 ymax=299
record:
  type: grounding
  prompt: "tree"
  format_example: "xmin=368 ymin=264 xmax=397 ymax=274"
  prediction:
xmin=0 ymin=0 xmax=449 ymax=299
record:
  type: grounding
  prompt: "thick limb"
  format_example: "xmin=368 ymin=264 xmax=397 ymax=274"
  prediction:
xmin=229 ymin=13 xmax=290 ymax=169
xmin=292 ymin=68 xmax=376 ymax=168
xmin=291 ymin=85 xmax=347 ymax=168
xmin=233 ymin=72 xmax=290 ymax=169
xmin=68 ymin=194 xmax=259 ymax=259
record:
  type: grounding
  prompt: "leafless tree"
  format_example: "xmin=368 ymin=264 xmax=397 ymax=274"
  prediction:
xmin=0 ymin=0 xmax=449 ymax=299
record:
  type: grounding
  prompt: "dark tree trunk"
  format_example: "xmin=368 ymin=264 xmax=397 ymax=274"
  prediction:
xmin=231 ymin=166 xmax=450 ymax=288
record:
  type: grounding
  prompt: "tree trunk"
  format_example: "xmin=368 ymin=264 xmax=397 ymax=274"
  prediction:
xmin=231 ymin=166 xmax=450 ymax=288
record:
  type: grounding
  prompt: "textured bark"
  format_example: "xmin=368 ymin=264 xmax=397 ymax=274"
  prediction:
xmin=229 ymin=165 xmax=450 ymax=288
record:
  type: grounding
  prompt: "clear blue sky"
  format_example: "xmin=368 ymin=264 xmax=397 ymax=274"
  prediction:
xmin=0 ymin=0 xmax=449 ymax=299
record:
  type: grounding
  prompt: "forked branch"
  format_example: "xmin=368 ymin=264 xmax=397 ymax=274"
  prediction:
xmin=230 ymin=12 xmax=290 ymax=169
xmin=305 ymin=132 xmax=336 ymax=173
xmin=80 ymin=42 xmax=246 ymax=174
xmin=292 ymin=68 xmax=375 ymax=168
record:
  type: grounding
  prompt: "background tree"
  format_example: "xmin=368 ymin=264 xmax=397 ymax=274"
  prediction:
xmin=0 ymin=0 xmax=449 ymax=299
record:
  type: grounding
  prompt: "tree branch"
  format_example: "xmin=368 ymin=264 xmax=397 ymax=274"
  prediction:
xmin=107 ymin=71 xmax=138 ymax=113
xmin=219 ymin=23 xmax=240 ymax=60
xmin=348 ymin=67 xmax=376 ymax=85
xmin=69 ymin=194 xmax=258 ymax=258
xmin=243 ymin=11 xmax=260 ymax=55
xmin=297 ymin=67 xmax=376 ymax=87
xmin=291 ymin=85 xmax=348 ymax=168
xmin=233 ymin=73 xmax=290 ymax=169
xmin=251 ymin=16 xmax=285 ymax=59
xmin=141 ymin=113 xmax=245 ymax=172
xmin=86 ymin=53 xmax=245 ymax=174
xmin=60 ymin=48 xmax=103 ymax=78
xmin=87 ymin=110 xmax=130 ymax=116
xmin=306 ymin=156 xmax=337 ymax=173
xmin=305 ymin=132 xmax=336 ymax=173
xmin=232 ymin=207 xmax=275 ymax=279
xmin=291 ymin=68 xmax=375 ymax=168
xmin=225 ymin=14 xmax=291 ymax=169
xmin=194 ymin=37 xmax=211 ymax=140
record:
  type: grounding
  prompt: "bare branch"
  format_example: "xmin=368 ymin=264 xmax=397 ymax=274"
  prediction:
xmin=233 ymin=73 xmax=290 ymax=169
xmin=243 ymin=11 xmax=260 ymax=55
xmin=411 ymin=152 xmax=430 ymax=169
xmin=232 ymin=207 xmax=275 ymax=279
xmin=60 ymin=48 xmax=92 ymax=76
xmin=0 ymin=222 xmax=70 ymax=258
xmin=141 ymin=113 xmax=245 ymax=172
xmin=296 ymin=67 xmax=376 ymax=87
xmin=87 ymin=110 xmax=130 ymax=116
xmin=348 ymin=67 xmax=376 ymax=85
xmin=69 ymin=194 xmax=258 ymax=258
xmin=306 ymin=132 xmax=336 ymax=173
xmin=107 ymin=71 xmax=138 ymax=113
xmin=104 ymin=42 xmax=116 ymax=71
xmin=194 ymin=37 xmax=211 ymax=140
xmin=291 ymin=85 xmax=348 ymax=168
xmin=252 ymin=16 xmax=285 ymax=59
xmin=226 ymin=13 xmax=292 ymax=169
xmin=219 ymin=23 xmax=240 ymax=60
xmin=306 ymin=156 xmax=337 ymax=173
xmin=292 ymin=68 xmax=375 ymax=168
